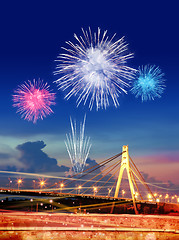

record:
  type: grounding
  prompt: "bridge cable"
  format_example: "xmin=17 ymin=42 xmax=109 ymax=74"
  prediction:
xmin=97 ymin=163 xmax=122 ymax=195
xmin=81 ymin=160 xmax=121 ymax=195
xmin=129 ymin=156 xmax=155 ymax=199
xmin=69 ymin=159 xmax=122 ymax=194
xmin=46 ymin=152 xmax=124 ymax=189
xmin=64 ymin=152 xmax=124 ymax=188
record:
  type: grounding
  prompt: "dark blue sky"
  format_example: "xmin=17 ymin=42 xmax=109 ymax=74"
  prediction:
xmin=0 ymin=1 xmax=179 ymax=184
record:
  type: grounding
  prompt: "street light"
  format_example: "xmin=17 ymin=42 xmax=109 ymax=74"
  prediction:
xmin=49 ymin=199 xmax=53 ymax=212
xmin=122 ymin=190 xmax=125 ymax=198
xmin=39 ymin=180 xmax=45 ymax=189
xmin=93 ymin=187 xmax=97 ymax=196
xmin=60 ymin=183 xmax=64 ymax=193
xmin=78 ymin=185 xmax=82 ymax=194
xmin=17 ymin=179 xmax=22 ymax=190
xmin=33 ymin=180 xmax=36 ymax=189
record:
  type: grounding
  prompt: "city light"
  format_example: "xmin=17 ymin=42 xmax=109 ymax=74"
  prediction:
xmin=135 ymin=192 xmax=139 ymax=199
xmin=147 ymin=194 xmax=152 ymax=202
xmin=8 ymin=178 xmax=12 ymax=189
xmin=108 ymin=188 xmax=112 ymax=197
xmin=165 ymin=194 xmax=169 ymax=203
xmin=49 ymin=200 xmax=53 ymax=212
xmin=148 ymin=194 xmax=152 ymax=199
xmin=32 ymin=180 xmax=36 ymax=189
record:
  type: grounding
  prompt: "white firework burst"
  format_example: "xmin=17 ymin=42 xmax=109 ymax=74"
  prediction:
xmin=65 ymin=115 xmax=91 ymax=173
xmin=54 ymin=27 xmax=136 ymax=110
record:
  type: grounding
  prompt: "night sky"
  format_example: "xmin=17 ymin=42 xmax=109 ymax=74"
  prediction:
xmin=0 ymin=1 xmax=179 ymax=190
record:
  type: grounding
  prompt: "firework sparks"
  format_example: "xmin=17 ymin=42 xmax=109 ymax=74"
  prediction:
xmin=13 ymin=79 xmax=56 ymax=123
xmin=65 ymin=115 xmax=91 ymax=173
xmin=131 ymin=65 xmax=165 ymax=101
xmin=54 ymin=27 xmax=136 ymax=110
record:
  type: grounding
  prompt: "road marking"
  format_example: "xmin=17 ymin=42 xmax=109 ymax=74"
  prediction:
xmin=0 ymin=227 xmax=178 ymax=233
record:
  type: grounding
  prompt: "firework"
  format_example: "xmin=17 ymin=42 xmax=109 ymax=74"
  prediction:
xmin=13 ymin=79 xmax=56 ymax=123
xmin=54 ymin=27 xmax=136 ymax=110
xmin=131 ymin=65 xmax=165 ymax=101
xmin=65 ymin=115 xmax=91 ymax=173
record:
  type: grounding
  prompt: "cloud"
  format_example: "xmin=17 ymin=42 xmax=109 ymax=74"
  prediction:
xmin=15 ymin=141 xmax=70 ymax=173
xmin=84 ymin=158 xmax=102 ymax=173
xmin=0 ymin=153 xmax=11 ymax=159
xmin=0 ymin=150 xmax=24 ymax=170
xmin=137 ymin=152 xmax=179 ymax=164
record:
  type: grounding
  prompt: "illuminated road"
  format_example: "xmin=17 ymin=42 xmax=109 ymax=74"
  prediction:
xmin=0 ymin=211 xmax=179 ymax=239
xmin=0 ymin=211 xmax=179 ymax=231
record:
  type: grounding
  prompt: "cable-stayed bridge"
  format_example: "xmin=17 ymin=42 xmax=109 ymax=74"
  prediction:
xmin=0 ymin=146 xmax=178 ymax=214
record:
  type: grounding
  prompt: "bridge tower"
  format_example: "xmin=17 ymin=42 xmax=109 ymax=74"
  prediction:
xmin=114 ymin=145 xmax=138 ymax=213
xmin=113 ymin=145 xmax=154 ymax=214
xmin=114 ymin=145 xmax=134 ymax=198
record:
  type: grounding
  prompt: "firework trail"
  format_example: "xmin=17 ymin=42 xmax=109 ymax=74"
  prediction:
xmin=13 ymin=79 xmax=56 ymax=123
xmin=65 ymin=115 xmax=91 ymax=173
xmin=54 ymin=27 xmax=136 ymax=110
xmin=131 ymin=65 xmax=165 ymax=101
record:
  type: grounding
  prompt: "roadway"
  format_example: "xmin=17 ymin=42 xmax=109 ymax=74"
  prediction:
xmin=0 ymin=211 xmax=179 ymax=240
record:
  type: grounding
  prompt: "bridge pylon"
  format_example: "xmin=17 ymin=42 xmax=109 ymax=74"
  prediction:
xmin=113 ymin=145 xmax=155 ymax=214
xmin=114 ymin=145 xmax=134 ymax=198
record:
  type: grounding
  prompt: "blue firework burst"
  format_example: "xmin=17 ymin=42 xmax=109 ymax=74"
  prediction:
xmin=131 ymin=65 xmax=165 ymax=101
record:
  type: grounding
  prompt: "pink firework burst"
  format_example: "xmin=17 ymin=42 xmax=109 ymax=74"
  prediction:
xmin=13 ymin=79 xmax=56 ymax=123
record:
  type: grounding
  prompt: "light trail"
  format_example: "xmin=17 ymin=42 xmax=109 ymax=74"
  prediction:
xmin=0 ymin=170 xmax=179 ymax=192
xmin=0 ymin=170 xmax=115 ymax=184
